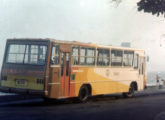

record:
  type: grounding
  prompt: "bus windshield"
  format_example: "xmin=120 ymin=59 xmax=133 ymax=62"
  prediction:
xmin=6 ymin=44 xmax=47 ymax=65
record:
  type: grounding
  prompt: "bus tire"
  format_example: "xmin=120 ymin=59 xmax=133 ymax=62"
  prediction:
xmin=78 ymin=85 xmax=89 ymax=102
xmin=123 ymin=83 xmax=135 ymax=98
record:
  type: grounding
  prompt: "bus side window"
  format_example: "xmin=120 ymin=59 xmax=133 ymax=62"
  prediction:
xmin=86 ymin=48 xmax=95 ymax=65
xmin=38 ymin=46 xmax=47 ymax=64
xmin=134 ymin=54 xmax=138 ymax=69
xmin=80 ymin=47 xmax=95 ymax=65
xmin=80 ymin=48 xmax=86 ymax=65
xmin=72 ymin=47 xmax=79 ymax=65
xmin=51 ymin=45 xmax=59 ymax=65
xmin=97 ymin=49 xmax=110 ymax=66
xmin=123 ymin=51 xmax=134 ymax=67
xmin=111 ymin=50 xmax=122 ymax=66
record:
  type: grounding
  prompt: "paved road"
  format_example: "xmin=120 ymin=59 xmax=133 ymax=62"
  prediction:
xmin=1 ymin=87 xmax=165 ymax=120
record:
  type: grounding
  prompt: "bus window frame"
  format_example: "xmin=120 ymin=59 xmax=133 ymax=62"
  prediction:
xmin=5 ymin=43 xmax=48 ymax=66
xmin=133 ymin=54 xmax=139 ymax=69
xmin=111 ymin=49 xmax=123 ymax=67
xmin=123 ymin=50 xmax=134 ymax=67
xmin=96 ymin=48 xmax=110 ymax=67
xmin=72 ymin=46 xmax=80 ymax=66
xmin=50 ymin=44 xmax=60 ymax=66
xmin=80 ymin=46 xmax=96 ymax=66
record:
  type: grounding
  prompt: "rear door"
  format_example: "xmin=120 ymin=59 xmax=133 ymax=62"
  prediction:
xmin=60 ymin=45 xmax=72 ymax=97
xmin=61 ymin=52 xmax=71 ymax=96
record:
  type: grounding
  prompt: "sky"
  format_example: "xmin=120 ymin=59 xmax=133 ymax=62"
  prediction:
xmin=0 ymin=0 xmax=165 ymax=71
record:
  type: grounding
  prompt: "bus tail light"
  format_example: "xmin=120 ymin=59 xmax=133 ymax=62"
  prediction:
xmin=1 ymin=76 xmax=7 ymax=81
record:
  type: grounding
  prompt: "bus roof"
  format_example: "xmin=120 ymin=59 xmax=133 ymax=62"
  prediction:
xmin=7 ymin=38 xmax=145 ymax=52
xmin=49 ymin=39 xmax=145 ymax=52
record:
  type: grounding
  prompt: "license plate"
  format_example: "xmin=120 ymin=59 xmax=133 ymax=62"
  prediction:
xmin=16 ymin=79 xmax=27 ymax=86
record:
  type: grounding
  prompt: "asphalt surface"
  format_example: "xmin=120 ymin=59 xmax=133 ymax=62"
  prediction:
xmin=1 ymin=86 xmax=165 ymax=120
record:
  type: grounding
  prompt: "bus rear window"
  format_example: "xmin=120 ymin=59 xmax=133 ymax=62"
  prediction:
xmin=6 ymin=44 xmax=47 ymax=65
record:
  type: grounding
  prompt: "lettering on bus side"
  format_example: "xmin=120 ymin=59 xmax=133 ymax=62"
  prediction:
xmin=72 ymin=70 xmax=84 ymax=73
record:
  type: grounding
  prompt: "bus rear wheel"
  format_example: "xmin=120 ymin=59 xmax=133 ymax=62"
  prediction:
xmin=123 ymin=84 xmax=135 ymax=98
xmin=78 ymin=85 xmax=89 ymax=102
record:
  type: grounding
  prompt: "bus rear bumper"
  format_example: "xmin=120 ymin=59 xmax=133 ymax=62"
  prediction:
xmin=0 ymin=87 xmax=45 ymax=96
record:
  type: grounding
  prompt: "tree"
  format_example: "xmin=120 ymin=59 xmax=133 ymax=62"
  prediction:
xmin=137 ymin=0 xmax=165 ymax=17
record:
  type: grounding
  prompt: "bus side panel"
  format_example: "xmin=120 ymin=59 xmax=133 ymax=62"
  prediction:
xmin=70 ymin=67 xmax=86 ymax=97
xmin=72 ymin=67 xmax=142 ymax=96
xmin=70 ymin=67 xmax=76 ymax=97
xmin=70 ymin=82 xmax=76 ymax=97
xmin=90 ymin=68 xmax=130 ymax=95
xmin=137 ymin=79 xmax=144 ymax=91
xmin=48 ymin=67 xmax=62 ymax=98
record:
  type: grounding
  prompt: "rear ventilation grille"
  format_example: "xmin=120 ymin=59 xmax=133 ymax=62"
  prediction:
xmin=36 ymin=79 xmax=44 ymax=84
xmin=1 ymin=76 xmax=7 ymax=81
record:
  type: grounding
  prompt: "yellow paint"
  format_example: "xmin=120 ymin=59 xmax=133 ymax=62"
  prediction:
xmin=1 ymin=75 xmax=44 ymax=90
xmin=74 ymin=67 xmax=130 ymax=96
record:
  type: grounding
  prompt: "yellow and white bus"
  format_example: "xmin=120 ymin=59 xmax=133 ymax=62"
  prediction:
xmin=0 ymin=38 xmax=146 ymax=102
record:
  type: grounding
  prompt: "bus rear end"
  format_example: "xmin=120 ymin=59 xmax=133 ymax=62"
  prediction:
xmin=0 ymin=39 xmax=50 ymax=96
